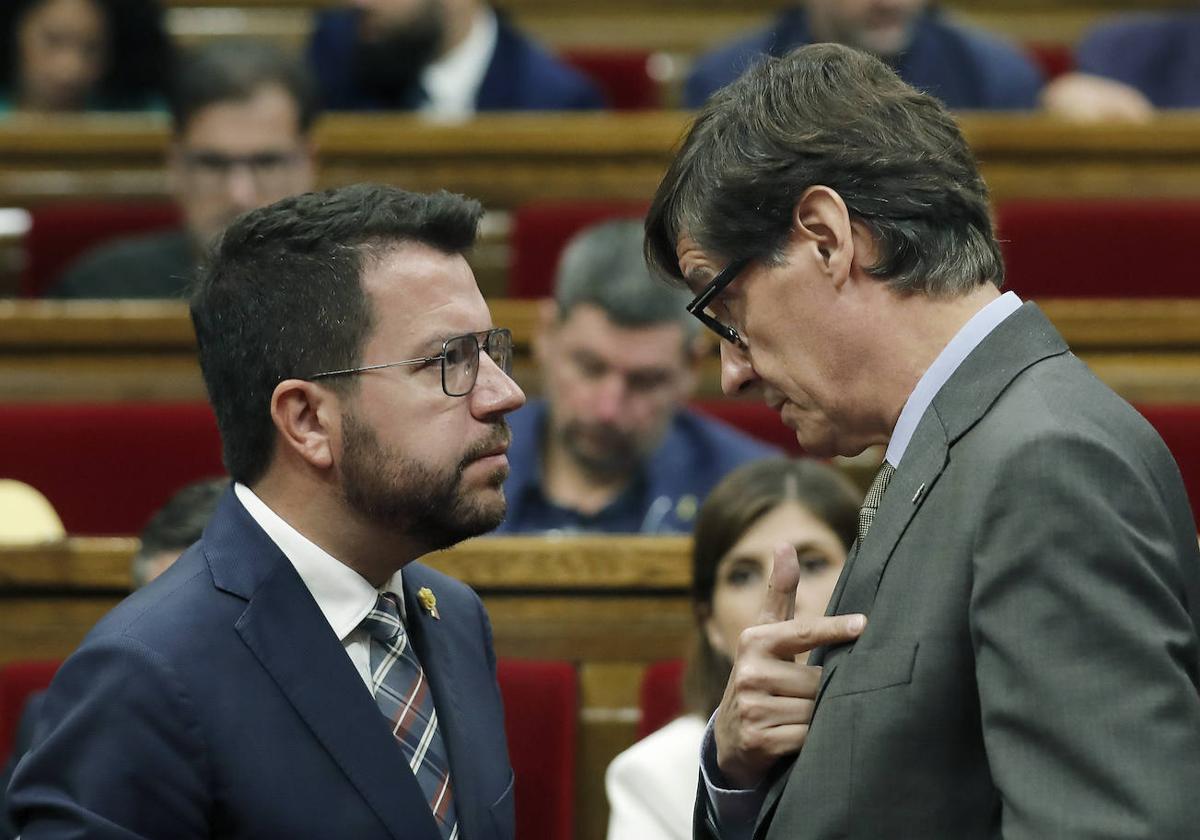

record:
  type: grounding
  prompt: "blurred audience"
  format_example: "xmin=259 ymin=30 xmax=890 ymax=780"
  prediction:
xmin=0 ymin=0 xmax=171 ymax=115
xmin=308 ymin=0 xmax=604 ymax=116
xmin=497 ymin=219 xmax=777 ymax=535
xmin=605 ymin=458 xmax=861 ymax=840
xmin=0 ymin=477 xmax=227 ymax=840
xmin=47 ymin=39 xmax=318 ymax=299
xmin=1042 ymin=12 xmax=1200 ymax=122
xmin=0 ymin=480 xmax=63 ymax=544
xmin=685 ymin=0 xmax=1042 ymax=110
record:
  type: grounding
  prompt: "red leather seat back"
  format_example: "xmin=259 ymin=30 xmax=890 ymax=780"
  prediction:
xmin=0 ymin=402 xmax=225 ymax=534
xmin=22 ymin=201 xmax=182 ymax=298
xmin=691 ymin=398 xmax=802 ymax=455
xmin=496 ymin=659 xmax=578 ymax=840
xmin=638 ymin=658 xmax=685 ymax=739
xmin=508 ymin=201 xmax=648 ymax=298
xmin=562 ymin=49 xmax=661 ymax=110
xmin=997 ymin=200 xmax=1200 ymax=299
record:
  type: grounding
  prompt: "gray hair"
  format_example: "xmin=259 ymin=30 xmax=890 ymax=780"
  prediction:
xmin=555 ymin=219 xmax=698 ymax=338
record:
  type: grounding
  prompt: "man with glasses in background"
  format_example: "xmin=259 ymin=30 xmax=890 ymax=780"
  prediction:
xmin=47 ymin=39 xmax=317 ymax=298
xmin=10 ymin=185 xmax=523 ymax=839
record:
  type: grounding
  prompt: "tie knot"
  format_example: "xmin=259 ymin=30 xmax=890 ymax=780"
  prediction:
xmin=361 ymin=592 xmax=404 ymax=645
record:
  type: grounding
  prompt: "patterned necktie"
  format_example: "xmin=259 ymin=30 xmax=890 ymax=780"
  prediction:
xmin=361 ymin=593 xmax=459 ymax=840
xmin=857 ymin=461 xmax=896 ymax=546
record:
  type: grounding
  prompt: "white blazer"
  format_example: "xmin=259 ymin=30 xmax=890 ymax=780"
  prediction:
xmin=605 ymin=715 xmax=706 ymax=840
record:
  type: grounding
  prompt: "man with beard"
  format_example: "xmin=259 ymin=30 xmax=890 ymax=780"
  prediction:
xmin=9 ymin=185 xmax=525 ymax=840
xmin=684 ymin=0 xmax=1042 ymax=110
xmin=496 ymin=219 xmax=777 ymax=535
xmin=308 ymin=0 xmax=603 ymax=116
xmin=47 ymin=39 xmax=317 ymax=298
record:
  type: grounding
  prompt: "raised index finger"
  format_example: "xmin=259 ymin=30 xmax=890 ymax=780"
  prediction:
xmin=757 ymin=543 xmax=801 ymax=625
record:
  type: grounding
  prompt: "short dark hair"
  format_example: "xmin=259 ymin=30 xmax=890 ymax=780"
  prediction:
xmin=683 ymin=457 xmax=861 ymax=718
xmin=169 ymin=38 xmax=320 ymax=135
xmin=555 ymin=218 xmax=696 ymax=337
xmin=0 ymin=0 xmax=173 ymax=109
xmin=191 ymin=185 xmax=484 ymax=485
xmin=134 ymin=477 xmax=227 ymax=586
xmin=646 ymin=43 xmax=1004 ymax=296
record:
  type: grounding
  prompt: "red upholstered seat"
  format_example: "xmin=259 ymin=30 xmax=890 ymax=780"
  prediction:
xmin=21 ymin=201 xmax=182 ymax=298
xmin=638 ymin=659 xmax=685 ymax=739
xmin=1025 ymin=42 xmax=1074 ymax=80
xmin=495 ymin=659 xmax=577 ymax=840
xmin=691 ymin=398 xmax=802 ymax=455
xmin=562 ymin=49 xmax=661 ymax=110
xmin=508 ymin=201 xmax=648 ymax=298
xmin=0 ymin=660 xmax=59 ymax=765
xmin=1137 ymin=404 xmax=1200 ymax=526
xmin=996 ymin=200 xmax=1200 ymax=299
xmin=0 ymin=402 xmax=225 ymax=534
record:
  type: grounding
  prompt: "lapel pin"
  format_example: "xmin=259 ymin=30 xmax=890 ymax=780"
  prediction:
xmin=417 ymin=586 xmax=440 ymax=620
xmin=911 ymin=483 xmax=926 ymax=505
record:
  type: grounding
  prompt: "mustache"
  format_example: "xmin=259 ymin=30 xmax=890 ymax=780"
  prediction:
xmin=459 ymin=423 xmax=512 ymax=469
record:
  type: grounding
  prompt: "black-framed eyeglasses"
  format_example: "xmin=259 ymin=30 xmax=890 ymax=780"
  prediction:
xmin=308 ymin=328 xmax=513 ymax=397
xmin=686 ymin=257 xmax=750 ymax=346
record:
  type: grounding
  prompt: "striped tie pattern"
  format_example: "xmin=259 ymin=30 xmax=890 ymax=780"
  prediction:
xmin=361 ymin=593 xmax=459 ymax=840
xmin=857 ymin=461 xmax=896 ymax=546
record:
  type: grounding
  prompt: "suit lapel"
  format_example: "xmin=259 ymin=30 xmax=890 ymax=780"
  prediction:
xmin=205 ymin=494 xmax=441 ymax=840
xmin=401 ymin=566 xmax=485 ymax=840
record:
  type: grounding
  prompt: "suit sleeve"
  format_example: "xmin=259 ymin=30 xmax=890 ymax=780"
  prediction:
xmin=970 ymin=431 xmax=1200 ymax=839
xmin=9 ymin=635 xmax=211 ymax=838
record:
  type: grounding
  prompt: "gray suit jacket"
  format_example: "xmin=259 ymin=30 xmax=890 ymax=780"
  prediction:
xmin=699 ymin=303 xmax=1200 ymax=839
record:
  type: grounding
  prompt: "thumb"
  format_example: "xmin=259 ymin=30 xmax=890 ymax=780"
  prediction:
xmin=757 ymin=543 xmax=800 ymax=625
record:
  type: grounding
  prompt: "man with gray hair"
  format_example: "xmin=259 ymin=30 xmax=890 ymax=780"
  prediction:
xmin=648 ymin=42 xmax=1200 ymax=839
xmin=497 ymin=218 xmax=777 ymax=534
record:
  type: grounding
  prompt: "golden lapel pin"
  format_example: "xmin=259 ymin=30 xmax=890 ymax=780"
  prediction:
xmin=417 ymin=586 xmax=440 ymax=619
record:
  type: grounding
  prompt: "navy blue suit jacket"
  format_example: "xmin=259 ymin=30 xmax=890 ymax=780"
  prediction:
xmin=685 ymin=8 xmax=1042 ymax=110
xmin=309 ymin=9 xmax=604 ymax=111
xmin=1076 ymin=13 xmax=1200 ymax=108
xmin=8 ymin=490 xmax=515 ymax=839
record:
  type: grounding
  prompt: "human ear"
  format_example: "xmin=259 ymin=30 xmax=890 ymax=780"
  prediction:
xmin=532 ymin=297 xmax=560 ymax=369
xmin=791 ymin=186 xmax=854 ymax=288
xmin=270 ymin=379 xmax=339 ymax=471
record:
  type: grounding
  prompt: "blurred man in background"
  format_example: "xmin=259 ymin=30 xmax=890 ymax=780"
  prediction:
xmin=48 ymin=39 xmax=317 ymax=298
xmin=308 ymin=0 xmax=603 ymax=116
xmin=498 ymin=219 xmax=777 ymax=534
xmin=686 ymin=0 xmax=1042 ymax=110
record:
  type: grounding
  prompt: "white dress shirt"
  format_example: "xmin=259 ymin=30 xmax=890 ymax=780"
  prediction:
xmin=702 ymin=290 xmax=1025 ymax=838
xmin=234 ymin=483 xmax=403 ymax=690
xmin=419 ymin=6 xmax=498 ymax=120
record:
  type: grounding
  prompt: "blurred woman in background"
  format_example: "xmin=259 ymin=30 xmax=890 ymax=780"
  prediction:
xmin=605 ymin=457 xmax=861 ymax=840
xmin=0 ymin=0 xmax=172 ymax=114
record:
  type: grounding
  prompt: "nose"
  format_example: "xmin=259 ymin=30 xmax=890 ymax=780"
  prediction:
xmin=222 ymin=164 xmax=261 ymax=211
xmin=719 ymin=340 xmax=760 ymax=396
xmin=471 ymin=352 xmax=526 ymax=420
xmin=590 ymin=373 xmax=626 ymax=423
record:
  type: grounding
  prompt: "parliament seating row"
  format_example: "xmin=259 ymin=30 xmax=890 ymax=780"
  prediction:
xmin=2 ymin=400 xmax=1197 ymax=535
xmin=0 ymin=657 xmax=578 ymax=840
xmin=16 ymin=197 xmax=1200 ymax=300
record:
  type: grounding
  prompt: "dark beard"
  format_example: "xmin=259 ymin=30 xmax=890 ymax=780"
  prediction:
xmin=340 ymin=412 xmax=511 ymax=552
xmin=352 ymin=0 xmax=446 ymax=106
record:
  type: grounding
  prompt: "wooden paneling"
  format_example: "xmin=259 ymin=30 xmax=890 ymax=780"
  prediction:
xmin=6 ymin=114 xmax=1200 ymax=209
xmin=2 ymin=298 xmax=1199 ymax=404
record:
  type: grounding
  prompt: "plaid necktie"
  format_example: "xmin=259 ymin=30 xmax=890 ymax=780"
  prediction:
xmin=857 ymin=461 xmax=896 ymax=546
xmin=361 ymin=593 xmax=459 ymax=840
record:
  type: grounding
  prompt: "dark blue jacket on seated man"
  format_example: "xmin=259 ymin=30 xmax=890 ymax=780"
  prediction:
xmin=685 ymin=4 xmax=1042 ymax=109
xmin=309 ymin=4 xmax=603 ymax=112
xmin=1075 ymin=12 xmax=1200 ymax=108
xmin=498 ymin=399 xmax=778 ymax=534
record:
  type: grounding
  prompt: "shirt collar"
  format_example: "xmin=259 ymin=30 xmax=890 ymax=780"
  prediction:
xmin=884 ymin=291 xmax=1023 ymax=468
xmin=419 ymin=6 xmax=498 ymax=119
xmin=233 ymin=483 xmax=405 ymax=638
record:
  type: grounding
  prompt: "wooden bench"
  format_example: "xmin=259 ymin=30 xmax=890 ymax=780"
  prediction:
xmin=2 ymin=297 xmax=1199 ymax=404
